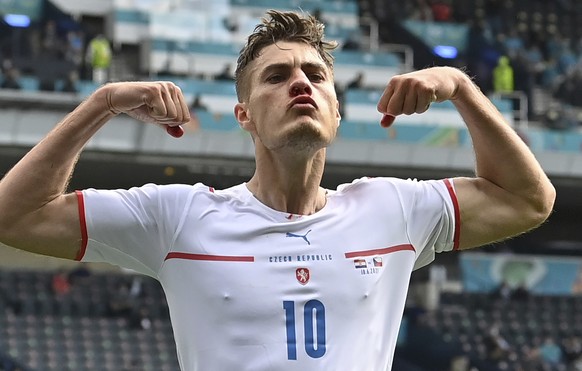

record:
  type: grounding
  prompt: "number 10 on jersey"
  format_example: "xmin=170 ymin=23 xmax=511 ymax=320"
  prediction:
xmin=283 ymin=300 xmax=326 ymax=360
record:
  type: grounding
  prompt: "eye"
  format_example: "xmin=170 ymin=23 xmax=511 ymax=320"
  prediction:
xmin=309 ymin=73 xmax=324 ymax=82
xmin=267 ymin=74 xmax=285 ymax=83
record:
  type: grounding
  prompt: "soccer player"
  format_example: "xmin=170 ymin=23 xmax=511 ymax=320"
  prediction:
xmin=0 ymin=10 xmax=555 ymax=371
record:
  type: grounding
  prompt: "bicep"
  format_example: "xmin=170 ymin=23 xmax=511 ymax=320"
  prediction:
xmin=11 ymin=192 xmax=83 ymax=260
xmin=453 ymin=177 xmax=536 ymax=250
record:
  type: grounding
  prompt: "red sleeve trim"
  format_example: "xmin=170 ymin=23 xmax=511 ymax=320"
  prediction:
xmin=344 ymin=244 xmax=415 ymax=259
xmin=74 ymin=191 xmax=88 ymax=261
xmin=165 ymin=252 xmax=254 ymax=262
xmin=443 ymin=179 xmax=461 ymax=251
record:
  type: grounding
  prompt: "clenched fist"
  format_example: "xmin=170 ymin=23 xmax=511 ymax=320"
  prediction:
xmin=102 ymin=81 xmax=191 ymax=137
xmin=377 ymin=67 xmax=466 ymax=127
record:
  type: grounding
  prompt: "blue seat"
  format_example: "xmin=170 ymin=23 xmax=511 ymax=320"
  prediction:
xmin=338 ymin=121 xmax=390 ymax=140
xmin=194 ymin=110 xmax=239 ymax=131
xmin=19 ymin=76 xmax=40 ymax=91
xmin=335 ymin=50 xmax=401 ymax=67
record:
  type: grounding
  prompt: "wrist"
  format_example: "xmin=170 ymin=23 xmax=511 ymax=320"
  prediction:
xmin=93 ymin=84 xmax=120 ymax=116
xmin=450 ymin=70 xmax=477 ymax=102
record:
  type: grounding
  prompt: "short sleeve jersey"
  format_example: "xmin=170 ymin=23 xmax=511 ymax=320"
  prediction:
xmin=77 ymin=177 xmax=460 ymax=371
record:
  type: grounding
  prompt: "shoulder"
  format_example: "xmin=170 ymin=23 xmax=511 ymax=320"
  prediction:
xmin=81 ymin=182 xmax=228 ymax=207
xmin=155 ymin=182 xmax=250 ymax=204
xmin=331 ymin=177 xmax=453 ymax=203
xmin=333 ymin=177 xmax=437 ymax=194
xmin=83 ymin=182 xmax=214 ymax=197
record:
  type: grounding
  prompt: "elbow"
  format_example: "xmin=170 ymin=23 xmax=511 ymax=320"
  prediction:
xmin=0 ymin=218 xmax=11 ymax=243
xmin=526 ymin=182 xmax=556 ymax=228
xmin=0 ymin=219 xmax=19 ymax=248
xmin=0 ymin=214 xmax=33 ymax=249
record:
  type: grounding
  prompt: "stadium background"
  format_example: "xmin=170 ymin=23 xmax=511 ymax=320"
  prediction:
xmin=1 ymin=0 xmax=582 ymax=370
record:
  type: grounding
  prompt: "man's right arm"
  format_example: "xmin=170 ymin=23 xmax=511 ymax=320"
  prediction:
xmin=0 ymin=82 xmax=190 ymax=260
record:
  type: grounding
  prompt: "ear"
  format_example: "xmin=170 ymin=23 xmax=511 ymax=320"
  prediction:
xmin=234 ymin=103 xmax=255 ymax=132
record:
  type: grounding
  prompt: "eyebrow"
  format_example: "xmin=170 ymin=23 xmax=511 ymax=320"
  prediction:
xmin=259 ymin=62 xmax=329 ymax=79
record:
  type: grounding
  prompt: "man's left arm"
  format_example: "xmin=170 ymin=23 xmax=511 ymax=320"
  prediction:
xmin=451 ymin=68 xmax=555 ymax=249
xmin=377 ymin=67 xmax=556 ymax=250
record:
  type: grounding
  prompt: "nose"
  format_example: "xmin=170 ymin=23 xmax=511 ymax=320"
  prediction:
xmin=289 ymin=73 xmax=312 ymax=97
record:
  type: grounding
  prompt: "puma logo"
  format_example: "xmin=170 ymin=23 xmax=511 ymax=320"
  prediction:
xmin=286 ymin=230 xmax=312 ymax=245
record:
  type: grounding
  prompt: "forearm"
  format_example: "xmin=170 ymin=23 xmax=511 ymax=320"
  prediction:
xmin=452 ymin=74 xmax=554 ymax=212
xmin=378 ymin=66 xmax=554 ymax=248
xmin=0 ymin=81 xmax=188 ymax=258
xmin=0 ymin=87 xmax=114 ymax=227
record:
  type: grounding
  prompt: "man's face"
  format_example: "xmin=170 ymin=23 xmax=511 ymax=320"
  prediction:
xmin=235 ymin=42 xmax=341 ymax=154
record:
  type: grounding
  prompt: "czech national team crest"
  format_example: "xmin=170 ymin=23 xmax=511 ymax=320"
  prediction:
xmin=296 ymin=267 xmax=310 ymax=285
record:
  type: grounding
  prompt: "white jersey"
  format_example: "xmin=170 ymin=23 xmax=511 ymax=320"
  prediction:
xmin=76 ymin=177 xmax=459 ymax=371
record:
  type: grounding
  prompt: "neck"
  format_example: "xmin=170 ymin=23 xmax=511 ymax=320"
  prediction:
xmin=246 ymin=148 xmax=327 ymax=215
